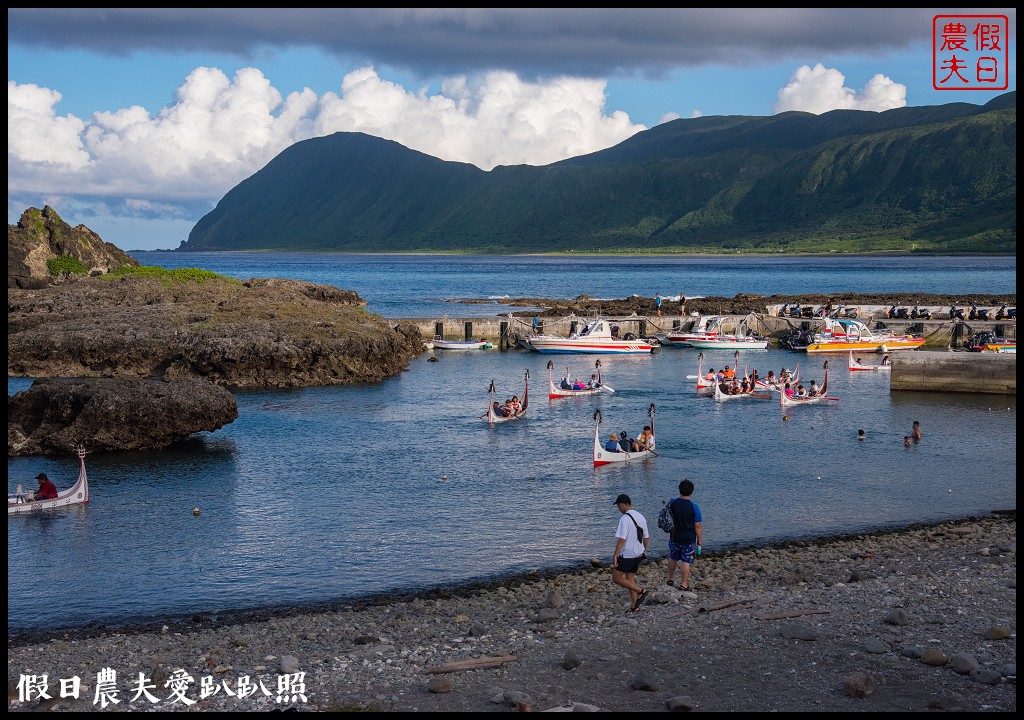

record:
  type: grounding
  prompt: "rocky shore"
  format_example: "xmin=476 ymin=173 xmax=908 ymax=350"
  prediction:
xmin=9 ymin=514 xmax=1015 ymax=713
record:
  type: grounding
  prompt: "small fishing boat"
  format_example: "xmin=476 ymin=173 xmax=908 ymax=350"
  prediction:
xmin=485 ymin=370 xmax=529 ymax=423
xmin=526 ymin=319 xmax=656 ymax=355
xmin=9 ymin=448 xmax=90 ymax=515
xmin=779 ymin=361 xmax=837 ymax=407
xmin=662 ymin=315 xmax=726 ymax=348
xmin=434 ymin=337 xmax=489 ymax=351
xmin=593 ymin=405 xmax=657 ymax=467
xmin=965 ymin=331 xmax=1016 ymax=353
xmin=547 ymin=359 xmax=614 ymax=398
xmin=848 ymin=351 xmax=892 ymax=372
xmin=687 ymin=334 xmax=769 ymax=350
xmin=802 ymin=318 xmax=924 ymax=353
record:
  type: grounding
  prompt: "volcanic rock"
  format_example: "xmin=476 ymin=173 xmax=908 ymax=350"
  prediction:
xmin=8 ymin=377 xmax=239 ymax=456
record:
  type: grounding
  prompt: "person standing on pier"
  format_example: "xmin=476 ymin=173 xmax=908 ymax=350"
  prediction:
xmin=654 ymin=292 xmax=662 ymax=317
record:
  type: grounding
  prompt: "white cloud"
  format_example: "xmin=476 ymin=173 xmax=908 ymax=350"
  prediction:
xmin=771 ymin=63 xmax=906 ymax=114
xmin=9 ymin=66 xmax=644 ymax=203
xmin=8 ymin=81 xmax=89 ymax=169
xmin=315 ymin=69 xmax=644 ymax=169
xmin=8 ymin=66 xmax=646 ymax=247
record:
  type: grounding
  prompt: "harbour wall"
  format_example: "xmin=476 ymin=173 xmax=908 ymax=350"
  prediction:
xmin=890 ymin=351 xmax=1016 ymax=395
xmin=406 ymin=314 xmax=1014 ymax=351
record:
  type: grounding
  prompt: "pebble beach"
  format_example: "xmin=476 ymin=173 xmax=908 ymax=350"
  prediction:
xmin=8 ymin=514 xmax=1015 ymax=713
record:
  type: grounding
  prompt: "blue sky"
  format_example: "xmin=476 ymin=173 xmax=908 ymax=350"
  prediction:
xmin=8 ymin=8 xmax=1017 ymax=251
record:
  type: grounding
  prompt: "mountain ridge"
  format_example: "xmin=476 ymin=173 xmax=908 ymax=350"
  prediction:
xmin=183 ymin=91 xmax=1016 ymax=254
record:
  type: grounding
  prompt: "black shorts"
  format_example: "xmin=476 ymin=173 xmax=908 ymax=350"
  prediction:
xmin=615 ymin=555 xmax=643 ymax=574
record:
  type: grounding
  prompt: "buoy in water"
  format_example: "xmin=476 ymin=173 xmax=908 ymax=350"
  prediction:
xmin=442 ymin=474 xmax=448 ymax=481
xmin=193 ymin=507 xmax=200 ymax=516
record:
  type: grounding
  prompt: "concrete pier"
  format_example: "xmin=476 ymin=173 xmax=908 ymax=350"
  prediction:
xmin=890 ymin=351 xmax=1016 ymax=394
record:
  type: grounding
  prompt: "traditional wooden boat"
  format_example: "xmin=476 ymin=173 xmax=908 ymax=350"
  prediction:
xmin=755 ymin=363 xmax=800 ymax=392
xmin=802 ymin=318 xmax=924 ymax=353
xmin=713 ymin=374 xmax=771 ymax=402
xmin=593 ymin=405 xmax=656 ymax=467
xmin=526 ymin=319 xmax=656 ymax=355
xmin=547 ymin=359 xmax=614 ymax=398
xmin=779 ymin=361 xmax=838 ymax=407
xmin=848 ymin=351 xmax=892 ymax=372
xmin=485 ymin=370 xmax=529 ymax=423
xmin=9 ymin=448 xmax=90 ymax=515
xmin=694 ymin=352 xmax=715 ymax=394
xmin=435 ymin=337 xmax=489 ymax=350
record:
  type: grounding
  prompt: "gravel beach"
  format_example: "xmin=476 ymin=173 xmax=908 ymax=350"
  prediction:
xmin=8 ymin=513 xmax=1015 ymax=713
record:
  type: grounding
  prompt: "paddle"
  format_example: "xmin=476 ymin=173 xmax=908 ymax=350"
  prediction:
xmin=685 ymin=375 xmax=699 ymax=380
xmin=601 ymin=383 xmax=616 ymax=394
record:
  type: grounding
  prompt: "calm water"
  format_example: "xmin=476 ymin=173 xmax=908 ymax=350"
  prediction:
xmin=7 ymin=255 xmax=1017 ymax=632
xmin=126 ymin=252 xmax=1015 ymax=319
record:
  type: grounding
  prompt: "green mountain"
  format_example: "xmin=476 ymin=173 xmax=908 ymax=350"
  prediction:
xmin=183 ymin=92 xmax=1016 ymax=254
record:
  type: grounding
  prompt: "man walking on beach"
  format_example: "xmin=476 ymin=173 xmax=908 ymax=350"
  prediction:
xmin=611 ymin=494 xmax=650 ymax=611
xmin=665 ymin=479 xmax=702 ymax=592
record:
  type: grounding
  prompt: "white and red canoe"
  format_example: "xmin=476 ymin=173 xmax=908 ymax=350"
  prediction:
xmin=547 ymin=359 xmax=614 ymax=398
xmin=713 ymin=377 xmax=771 ymax=402
xmin=848 ymin=351 xmax=892 ymax=372
xmin=486 ymin=370 xmax=529 ymax=423
xmin=779 ymin=362 xmax=838 ymax=407
xmin=592 ymin=404 xmax=657 ymax=467
xmin=9 ymin=448 xmax=90 ymax=515
xmin=755 ymin=363 xmax=800 ymax=392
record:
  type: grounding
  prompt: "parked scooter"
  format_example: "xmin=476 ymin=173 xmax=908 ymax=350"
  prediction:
xmin=995 ymin=304 xmax=1008 ymax=320
xmin=910 ymin=305 xmax=932 ymax=320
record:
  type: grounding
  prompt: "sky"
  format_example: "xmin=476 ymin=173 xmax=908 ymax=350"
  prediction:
xmin=7 ymin=8 xmax=1017 ymax=251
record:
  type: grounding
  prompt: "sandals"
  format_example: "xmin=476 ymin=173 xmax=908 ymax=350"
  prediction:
xmin=665 ymin=580 xmax=674 ymax=587
xmin=631 ymin=589 xmax=650 ymax=611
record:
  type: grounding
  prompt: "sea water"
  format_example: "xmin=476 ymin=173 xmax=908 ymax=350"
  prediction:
xmin=7 ymin=254 xmax=1016 ymax=631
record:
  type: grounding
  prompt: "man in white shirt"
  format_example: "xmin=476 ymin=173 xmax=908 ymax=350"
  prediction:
xmin=611 ymin=494 xmax=651 ymax=612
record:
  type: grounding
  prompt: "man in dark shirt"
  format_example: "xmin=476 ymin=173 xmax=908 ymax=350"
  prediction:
xmin=32 ymin=472 xmax=58 ymax=501
xmin=665 ymin=479 xmax=703 ymax=591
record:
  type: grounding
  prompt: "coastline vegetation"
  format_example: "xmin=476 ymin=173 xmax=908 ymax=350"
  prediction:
xmin=106 ymin=265 xmax=234 ymax=284
xmin=46 ymin=255 xmax=88 ymax=277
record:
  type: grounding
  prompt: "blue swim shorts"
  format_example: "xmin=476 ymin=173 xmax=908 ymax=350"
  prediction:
xmin=668 ymin=542 xmax=698 ymax=564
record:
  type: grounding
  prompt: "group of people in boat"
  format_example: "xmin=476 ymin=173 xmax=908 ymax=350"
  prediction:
xmin=604 ymin=426 xmax=655 ymax=454
xmin=783 ymin=380 xmax=824 ymax=399
xmin=561 ymin=373 xmax=600 ymax=391
xmin=491 ymin=395 xmax=523 ymax=417
xmin=853 ymin=354 xmax=891 ymax=367
xmin=704 ymin=365 xmax=804 ymax=396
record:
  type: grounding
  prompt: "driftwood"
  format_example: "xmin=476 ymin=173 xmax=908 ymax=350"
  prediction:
xmin=754 ymin=609 xmax=831 ymax=621
xmin=696 ymin=597 xmax=767 ymax=613
xmin=424 ymin=655 xmax=518 ymax=674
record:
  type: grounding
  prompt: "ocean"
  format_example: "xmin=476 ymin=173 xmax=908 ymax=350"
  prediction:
xmin=7 ymin=253 xmax=1017 ymax=632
